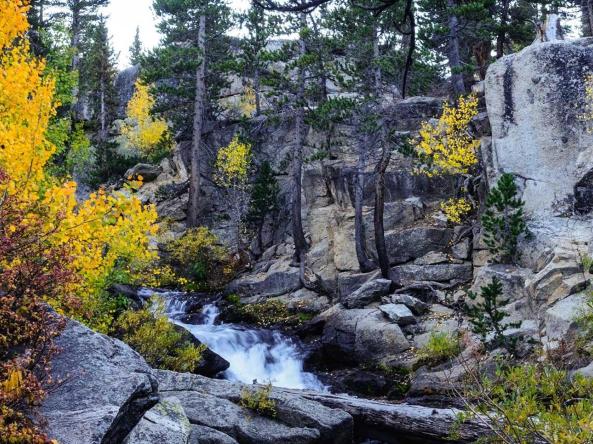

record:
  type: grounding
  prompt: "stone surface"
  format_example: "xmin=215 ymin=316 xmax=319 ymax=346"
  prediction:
xmin=319 ymin=306 xmax=410 ymax=363
xmin=391 ymin=263 xmax=473 ymax=286
xmin=125 ymin=398 xmax=191 ymax=444
xmin=228 ymin=259 xmax=301 ymax=298
xmin=40 ymin=320 xmax=159 ymax=444
xmin=545 ymin=292 xmax=588 ymax=341
xmin=470 ymin=264 xmax=532 ymax=303
xmin=125 ymin=163 xmax=164 ymax=182
xmin=485 ymin=38 xmax=593 ymax=218
xmin=384 ymin=227 xmax=453 ymax=265
xmin=385 ymin=293 xmax=430 ymax=315
xmin=271 ymin=288 xmax=331 ymax=313
xmin=379 ymin=304 xmax=417 ymax=326
xmin=189 ymin=425 xmax=239 ymax=444
xmin=341 ymin=278 xmax=392 ymax=308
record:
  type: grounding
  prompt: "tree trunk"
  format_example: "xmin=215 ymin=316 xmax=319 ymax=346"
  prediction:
xmin=446 ymin=0 xmax=465 ymax=95
xmin=355 ymin=132 xmax=375 ymax=272
xmin=292 ymin=13 xmax=309 ymax=272
xmin=583 ymin=0 xmax=593 ymax=36
xmin=310 ymin=15 xmax=328 ymax=104
xmin=187 ymin=15 xmax=207 ymax=228
xmin=71 ymin=4 xmax=82 ymax=119
xmin=374 ymin=142 xmax=391 ymax=279
xmin=372 ymin=27 xmax=392 ymax=280
xmin=496 ymin=0 xmax=510 ymax=58
xmin=99 ymin=79 xmax=106 ymax=142
xmin=254 ymin=65 xmax=261 ymax=116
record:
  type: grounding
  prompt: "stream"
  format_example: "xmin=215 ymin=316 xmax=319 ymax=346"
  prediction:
xmin=140 ymin=288 xmax=326 ymax=391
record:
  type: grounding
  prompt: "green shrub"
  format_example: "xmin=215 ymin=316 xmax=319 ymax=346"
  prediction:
xmin=113 ymin=298 xmax=205 ymax=372
xmin=239 ymin=383 xmax=277 ymax=417
xmin=481 ymin=173 xmax=527 ymax=264
xmin=417 ymin=332 xmax=461 ymax=367
xmin=166 ymin=227 xmax=235 ymax=290
xmin=459 ymin=363 xmax=593 ymax=443
xmin=465 ymin=277 xmax=520 ymax=354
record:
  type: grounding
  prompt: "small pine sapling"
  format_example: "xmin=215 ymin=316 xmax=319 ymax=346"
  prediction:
xmin=465 ymin=277 xmax=520 ymax=354
xmin=481 ymin=173 xmax=527 ymax=264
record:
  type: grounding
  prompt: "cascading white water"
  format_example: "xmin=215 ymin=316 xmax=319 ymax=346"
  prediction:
xmin=141 ymin=289 xmax=325 ymax=391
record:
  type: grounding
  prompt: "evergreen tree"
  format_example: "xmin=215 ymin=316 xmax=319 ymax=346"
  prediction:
xmin=247 ymin=161 xmax=280 ymax=254
xmin=482 ymin=173 xmax=527 ymax=264
xmin=129 ymin=26 xmax=143 ymax=66
xmin=465 ymin=277 xmax=520 ymax=354
xmin=144 ymin=0 xmax=232 ymax=227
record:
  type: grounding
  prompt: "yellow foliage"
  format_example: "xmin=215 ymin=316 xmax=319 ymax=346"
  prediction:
xmin=240 ymin=383 xmax=277 ymax=417
xmin=121 ymin=80 xmax=170 ymax=158
xmin=1 ymin=370 xmax=23 ymax=398
xmin=0 ymin=1 xmax=158 ymax=332
xmin=415 ymin=95 xmax=479 ymax=177
xmin=440 ymin=197 xmax=472 ymax=224
xmin=214 ymin=135 xmax=251 ymax=188
xmin=239 ymin=84 xmax=257 ymax=117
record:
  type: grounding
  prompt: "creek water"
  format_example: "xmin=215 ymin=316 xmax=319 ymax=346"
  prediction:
xmin=140 ymin=289 xmax=325 ymax=391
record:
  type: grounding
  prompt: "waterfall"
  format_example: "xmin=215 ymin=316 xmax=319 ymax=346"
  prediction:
xmin=142 ymin=289 xmax=326 ymax=391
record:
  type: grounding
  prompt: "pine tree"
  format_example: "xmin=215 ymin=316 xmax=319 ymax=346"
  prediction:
xmin=247 ymin=161 xmax=280 ymax=253
xmin=129 ymin=26 xmax=143 ymax=66
xmin=482 ymin=173 xmax=527 ymax=264
xmin=465 ymin=277 xmax=520 ymax=353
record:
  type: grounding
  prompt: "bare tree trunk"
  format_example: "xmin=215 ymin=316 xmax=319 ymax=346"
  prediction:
xmin=372 ymin=27 xmax=392 ymax=280
xmin=71 ymin=4 xmax=82 ymax=119
xmin=446 ymin=0 xmax=465 ymax=95
xmin=496 ymin=0 xmax=510 ymax=58
xmin=99 ymin=79 xmax=106 ymax=142
xmin=583 ymin=0 xmax=593 ymax=36
xmin=292 ymin=13 xmax=309 ymax=273
xmin=355 ymin=131 xmax=375 ymax=272
xmin=254 ymin=65 xmax=261 ymax=116
xmin=309 ymin=15 xmax=328 ymax=103
xmin=374 ymin=146 xmax=391 ymax=279
xmin=187 ymin=15 xmax=207 ymax=228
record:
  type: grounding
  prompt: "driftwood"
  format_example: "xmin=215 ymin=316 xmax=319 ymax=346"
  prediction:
xmin=281 ymin=389 xmax=492 ymax=443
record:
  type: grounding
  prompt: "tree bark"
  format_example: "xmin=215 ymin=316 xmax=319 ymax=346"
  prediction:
xmin=254 ymin=65 xmax=261 ymax=116
xmin=446 ymin=0 xmax=465 ymax=95
xmin=354 ymin=131 xmax=375 ymax=273
xmin=372 ymin=27 xmax=392 ymax=280
xmin=292 ymin=13 xmax=309 ymax=273
xmin=71 ymin=3 xmax=83 ymax=119
xmin=583 ymin=0 xmax=593 ymax=36
xmin=187 ymin=15 xmax=207 ymax=228
xmin=496 ymin=0 xmax=510 ymax=58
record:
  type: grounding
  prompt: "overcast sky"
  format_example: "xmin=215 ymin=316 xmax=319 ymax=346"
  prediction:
xmin=105 ymin=0 xmax=248 ymax=69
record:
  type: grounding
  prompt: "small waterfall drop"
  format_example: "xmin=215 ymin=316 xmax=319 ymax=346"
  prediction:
xmin=142 ymin=289 xmax=325 ymax=391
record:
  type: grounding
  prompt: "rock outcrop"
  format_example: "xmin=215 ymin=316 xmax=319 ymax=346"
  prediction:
xmin=39 ymin=317 xmax=490 ymax=443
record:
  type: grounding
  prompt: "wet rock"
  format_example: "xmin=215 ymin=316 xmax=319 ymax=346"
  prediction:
xmin=40 ymin=320 xmax=159 ymax=444
xmin=379 ymin=304 xmax=416 ymax=326
xmin=341 ymin=278 xmax=392 ymax=308
xmin=125 ymin=398 xmax=191 ymax=444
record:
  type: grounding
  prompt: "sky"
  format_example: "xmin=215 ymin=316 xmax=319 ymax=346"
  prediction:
xmin=105 ymin=0 xmax=249 ymax=69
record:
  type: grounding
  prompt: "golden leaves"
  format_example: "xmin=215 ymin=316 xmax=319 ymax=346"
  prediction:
xmin=214 ymin=135 xmax=251 ymax=189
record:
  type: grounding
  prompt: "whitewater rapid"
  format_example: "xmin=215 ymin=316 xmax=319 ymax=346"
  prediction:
xmin=142 ymin=289 xmax=325 ymax=391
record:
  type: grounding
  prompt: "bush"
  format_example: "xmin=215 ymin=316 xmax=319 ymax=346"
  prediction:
xmin=465 ymin=278 xmax=520 ymax=354
xmin=228 ymin=300 xmax=307 ymax=327
xmin=459 ymin=363 xmax=593 ymax=443
xmin=239 ymin=383 xmax=276 ymax=417
xmin=166 ymin=227 xmax=235 ymax=291
xmin=481 ymin=173 xmax=527 ymax=264
xmin=416 ymin=332 xmax=461 ymax=367
xmin=113 ymin=299 xmax=205 ymax=373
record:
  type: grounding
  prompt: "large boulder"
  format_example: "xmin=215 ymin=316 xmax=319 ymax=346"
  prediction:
xmin=40 ymin=320 xmax=159 ymax=444
xmin=391 ymin=263 xmax=473 ymax=286
xmin=485 ymin=38 xmax=593 ymax=218
xmin=228 ymin=259 xmax=302 ymax=298
xmin=384 ymin=227 xmax=453 ymax=265
xmin=341 ymin=278 xmax=392 ymax=308
xmin=544 ymin=292 xmax=588 ymax=341
xmin=125 ymin=398 xmax=191 ymax=444
xmin=318 ymin=305 xmax=410 ymax=364
xmin=125 ymin=163 xmax=164 ymax=182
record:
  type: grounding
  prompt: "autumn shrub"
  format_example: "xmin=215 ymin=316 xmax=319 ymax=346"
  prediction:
xmin=414 ymin=95 xmax=480 ymax=177
xmin=441 ymin=197 xmax=472 ymax=224
xmin=121 ymin=80 xmax=171 ymax=162
xmin=227 ymin=299 xmax=305 ymax=327
xmin=459 ymin=363 xmax=593 ymax=443
xmin=239 ymin=383 xmax=277 ymax=417
xmin=416 ymin=332 xmax=461 ymax=367
xmin=113 ymin=298 xmax=205 ymax=373
xmin=166 ymin=227 xmax=235 ymax=290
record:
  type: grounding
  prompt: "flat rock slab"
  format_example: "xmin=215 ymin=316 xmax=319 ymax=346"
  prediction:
xmin=379 ymin=304 xmax=416 ymax=326
xmin=342 ymin=278 xmax=392 ymax=308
